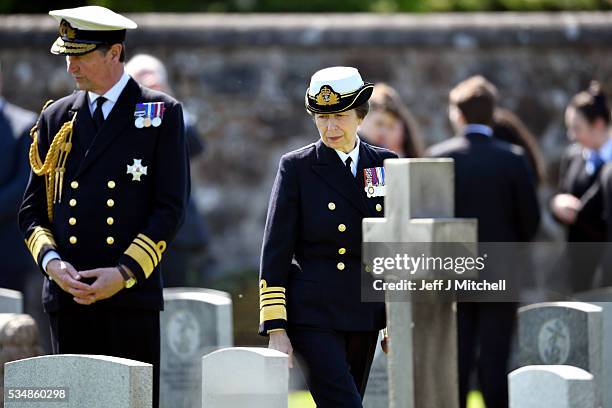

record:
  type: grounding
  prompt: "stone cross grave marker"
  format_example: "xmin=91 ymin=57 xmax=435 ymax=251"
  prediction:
xmin=363 ymin=159 xmax=477 ymax=408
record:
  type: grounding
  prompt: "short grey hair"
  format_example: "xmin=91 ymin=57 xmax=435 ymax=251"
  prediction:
xmin=125 ymin=54 xmax=169 ymax=91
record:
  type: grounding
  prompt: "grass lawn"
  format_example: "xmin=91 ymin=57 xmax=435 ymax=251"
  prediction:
xmin=288 ymin=390 xmax=486 ymax=407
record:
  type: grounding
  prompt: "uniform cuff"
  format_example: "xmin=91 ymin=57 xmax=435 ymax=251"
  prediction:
xmin=259 ymin=279 xmax=287 ymax=336
xmin=119 ymin=233 xmax=167 ymax=282
xmin=25 ymin=226 xmax=57 ymax=267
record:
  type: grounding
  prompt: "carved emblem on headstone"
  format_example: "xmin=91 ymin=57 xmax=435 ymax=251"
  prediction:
xmin=167 ymin=310 xmax=200 ymax=359
xmin=538 ymin=318 xmax=570 ymax=364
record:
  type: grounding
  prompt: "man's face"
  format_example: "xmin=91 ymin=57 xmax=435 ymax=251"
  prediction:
xmin=314 ymin=109 xmax=362 ymax=153
xmin=66 ymin=49 xmax=114 ymax=93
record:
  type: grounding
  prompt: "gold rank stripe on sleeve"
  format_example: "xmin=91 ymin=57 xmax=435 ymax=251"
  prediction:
xmin=124 ymin=233 xmax=167 ymax=279
xmin=25 ymin=226 xmax=57 ymax=264
xmin=259 ymin=279 xmax=287 ymax=323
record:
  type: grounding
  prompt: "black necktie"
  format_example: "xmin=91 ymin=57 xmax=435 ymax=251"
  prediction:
xmin=93 ymin=96 xmax=107 ymax=132
xmin=345 ymin=157 xmax=354 ymax=177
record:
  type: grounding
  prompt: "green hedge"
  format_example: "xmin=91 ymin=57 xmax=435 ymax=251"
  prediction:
xmin=1 ymin=0 xmax=610 ymax=14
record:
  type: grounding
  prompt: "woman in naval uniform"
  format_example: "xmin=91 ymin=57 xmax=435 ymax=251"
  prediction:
xmin=258 ymin=66 xmax=397 ymax=407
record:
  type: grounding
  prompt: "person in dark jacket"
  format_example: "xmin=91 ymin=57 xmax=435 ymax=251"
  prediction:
xmin=0 ymin=61 xmax=37 ymax=293
xmin=428 ymin=75 xmax=540 ymax=408
xmin=18 ymin=8 xmax=188 ymax=407
xmin=551 ymin=82 xmax=612 ymax=292
xmin=260 ymin=66 xmax=397 ymax=408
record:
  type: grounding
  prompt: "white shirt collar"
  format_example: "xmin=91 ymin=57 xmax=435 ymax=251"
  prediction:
xmin=464 ymin=124 xmax=493 ymax=137
xmin=88 ymin=71 xmax=131 ymax=108
xmin=335 ymin=136 xmax=360 ymax=165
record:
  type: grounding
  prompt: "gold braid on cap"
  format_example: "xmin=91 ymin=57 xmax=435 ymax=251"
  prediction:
xmin=28 ymin=100 xmax=77 ymax=222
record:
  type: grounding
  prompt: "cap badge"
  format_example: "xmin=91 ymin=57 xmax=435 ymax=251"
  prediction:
xmin=315 ymin=85 xmax=340 ymax=106
xmin=59 ymin=20 xmax=77 ymax=40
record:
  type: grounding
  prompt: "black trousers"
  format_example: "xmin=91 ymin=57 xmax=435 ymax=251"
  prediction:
xmin=289 ymin=325 xmax=379 ymax=408
xmin=457 ymin=302 xmax=517 ymax=408
xmin=49 ymin=307 xmax=160 ymax=408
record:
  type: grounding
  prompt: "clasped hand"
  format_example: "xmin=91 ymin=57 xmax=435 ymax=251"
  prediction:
xmin=46 ymin=260 xmax=125 ymax=305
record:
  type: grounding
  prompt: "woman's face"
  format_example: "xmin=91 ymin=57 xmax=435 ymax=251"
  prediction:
xmin=314 ymin=109 xmax=363 ymax=153
xmin=565 ymin=107 xmax=608 ymax=149
xmin=360 ymin=110 xmax=404 ymax=152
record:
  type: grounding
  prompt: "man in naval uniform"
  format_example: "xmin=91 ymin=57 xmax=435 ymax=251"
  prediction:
xmin=18 ymin=7 xmax=188 ymax=407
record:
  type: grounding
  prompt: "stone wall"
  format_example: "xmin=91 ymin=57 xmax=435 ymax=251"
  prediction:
xmin=1 ymin=12 xmax=611 ymax=282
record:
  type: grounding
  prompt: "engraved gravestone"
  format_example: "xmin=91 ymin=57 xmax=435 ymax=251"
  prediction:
xmin=160 ymin=288 xmax=233 ymax=408
xmin=518 ymin=302 xmax=602 ymax=407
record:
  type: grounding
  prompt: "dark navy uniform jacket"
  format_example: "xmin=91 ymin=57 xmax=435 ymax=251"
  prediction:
xmin=259 ymin=138 xmax=397 ymax=335
xmin=19 ymin=78 xmax=189 ymax=312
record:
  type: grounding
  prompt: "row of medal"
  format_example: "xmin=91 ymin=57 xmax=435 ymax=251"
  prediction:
xmin=134 ymin=102 xmax=165 ymax=128
xmin=363 ymin=166 xmax=386 ymax=198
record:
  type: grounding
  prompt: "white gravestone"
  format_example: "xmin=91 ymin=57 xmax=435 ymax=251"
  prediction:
xmin=518 ymin=302 xmax=603 ymax=408
xmin=4 ymin=354 xmax=152 ymax=408
xmin=0 ymin=289 xmax=22 ymax=314
xmin=509 ymin=365 xmax=595 ymax=408
xmin=202 ymin=347 xmax=288 ymax=408
xmin=160 ymin=288 xmax=233 ymax=408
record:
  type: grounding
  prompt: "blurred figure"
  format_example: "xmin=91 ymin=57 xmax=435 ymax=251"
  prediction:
xmin=0 ymin=62 xmax=50 ymax=351
xmin=428 ymin=76 xmax=540 ymax=408
xmin=358 ymin=83 xmax=423 ymax=157
xmin=550 ymin=81 xmax=611 ymax=292
xmin=126 ymin=54 xmax=209 ymax=287
xmin=0 ymin=61 xmax=36 ymax=292
xmin=493 ymin=107 xmax=546 ymax=186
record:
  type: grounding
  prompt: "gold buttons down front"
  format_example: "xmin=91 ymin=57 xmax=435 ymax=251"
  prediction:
xmin=69 ymin=199 xmax=77 ymax=207
xmin=328 ymin=202 xmax=336 ymax=210
xmin=106 ymin=237 xmax=115 ymax=245
xmin=69 ymin=236 xmax=77 ymax=244
xmin=69 ymin=217 xmax=77 ymax=226
xmin=376 ymin=203 xmax=383 ymax=212
xmin=338 ymin=248 xmax=346 ymax=255
xmin=107 ymin=217 xmax=114 ymax=225
xmin=70 ymin=181 xmax=79 ymax=189
xmin=338 ymin=224 xmax=346 ymax=232
xmin=107 ymin=199 xmax=115 ymax=207
xmin=107 ymin=181 xmax=116 ymax=189
xmin=337 ymin=262 xmax=345 ymax=271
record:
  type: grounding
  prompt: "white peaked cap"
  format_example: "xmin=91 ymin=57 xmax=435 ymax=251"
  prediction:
xmin=49 ymin=6 xmax=137 ymax=31
xmin=308 ymin=67 xmax=365 ymax=96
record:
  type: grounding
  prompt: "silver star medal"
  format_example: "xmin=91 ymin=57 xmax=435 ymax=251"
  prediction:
xmin=127 ymin=159 xmax=148 ymax=181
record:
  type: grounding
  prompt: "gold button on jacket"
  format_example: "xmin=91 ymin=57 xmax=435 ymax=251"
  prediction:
xmin=18 ymin=78 xmax=189 ymax=313
xmin=225 ymin=138 xmax=397 ymax=335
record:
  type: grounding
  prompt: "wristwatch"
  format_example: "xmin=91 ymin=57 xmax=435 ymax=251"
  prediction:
xmin=117 ymin=264 xmax=137 ymax=289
